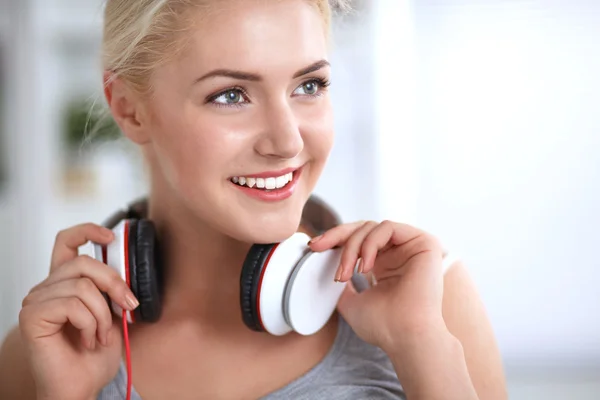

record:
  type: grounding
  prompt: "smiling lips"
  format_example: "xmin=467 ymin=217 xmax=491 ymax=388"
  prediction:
xmin=230 ymin=167 xmax=302 ymax=201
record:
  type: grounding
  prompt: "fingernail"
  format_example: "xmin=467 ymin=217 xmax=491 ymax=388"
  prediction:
xmin=334 ymin=264 xmax=343 ymax=282
xmin=102 ymin=228 xmax=113 ymax=239
xmin=125 ymin=294 xmax=140 ymax=310
xmin=308 ymin=235 xmax=323 ymax=245
xmin=355 ymin=258 xmax=363 ymax=275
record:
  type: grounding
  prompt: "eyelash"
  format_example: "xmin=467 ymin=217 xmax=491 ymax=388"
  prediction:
xmin=206 ymin=87 xmax=250 ymax=109
xmin=206 ymin=77 xmax=331 ymax=109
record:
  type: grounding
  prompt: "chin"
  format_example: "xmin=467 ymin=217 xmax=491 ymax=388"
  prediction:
xmin=240 ymin=211 xmax=304 ymax=244
xmin=218 ymin=176 xmax=313 ymax=244
xmin=252 ymin=225 xmax=301 ymax=244
xmin=208 ymin=198 xmax=304 ymax=244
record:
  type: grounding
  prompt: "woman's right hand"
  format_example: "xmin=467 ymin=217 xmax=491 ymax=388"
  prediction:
xmin=18 ymin=223 xmax=139 ymax=400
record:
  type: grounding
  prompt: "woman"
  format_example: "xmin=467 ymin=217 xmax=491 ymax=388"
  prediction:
xmin=0 ymin=0 xmax=507 ymax=399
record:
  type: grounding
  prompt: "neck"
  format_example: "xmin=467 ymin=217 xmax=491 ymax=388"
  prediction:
xmin=147 ymin=186 xmax=253 ymax=332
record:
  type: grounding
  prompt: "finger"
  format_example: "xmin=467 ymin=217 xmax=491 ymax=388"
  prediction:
xmin=335 ymin=221 xmax=379 ymax=282
xmin=19 ymin=297 xmax=98 ymax=351
xmin=361 ymin=221 xmax=441 ymax=273
xmin=22 ymin=278 xmax=113 ymax=346
xmin=308 ymin=220 xmax=369 ymax=252
xmin=34 ymin=255 xmax=139 ymax=313
xmin=50 ymin=223 xmax=114 ymax=272
xmin=357 ymin=220 xmax=399 ymax=276
xmin=372 ymin=232 xmax=444 ymax=283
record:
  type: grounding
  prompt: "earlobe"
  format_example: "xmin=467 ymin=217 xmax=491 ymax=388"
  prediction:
xmin=102 ymin=71 xmax=150 ymax=145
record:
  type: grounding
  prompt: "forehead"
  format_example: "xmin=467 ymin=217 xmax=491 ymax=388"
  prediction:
xmin=178 ymin=0 xmax=328 ymax=74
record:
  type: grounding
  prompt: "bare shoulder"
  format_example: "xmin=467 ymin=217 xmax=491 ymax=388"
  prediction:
xmin=0 ymin=325 xmax=37 ymax=399
xmin=442 ymin=262 xmax=508 ymax=400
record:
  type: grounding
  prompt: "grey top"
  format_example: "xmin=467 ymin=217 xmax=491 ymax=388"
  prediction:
xmin=97 ymin=316 xmax=405 ymax=399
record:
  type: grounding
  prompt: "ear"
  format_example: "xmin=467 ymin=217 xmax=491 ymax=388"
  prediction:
xmin=103 ymin=71 xmax=151 ymax=145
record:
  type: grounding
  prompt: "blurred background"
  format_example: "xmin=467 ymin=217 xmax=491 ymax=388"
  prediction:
xmin=0 ymin=0 xmax=598 ymax=398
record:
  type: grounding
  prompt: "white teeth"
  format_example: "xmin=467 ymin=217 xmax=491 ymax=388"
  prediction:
xmin=231 ymin=171 xmax=295 ymax=190
xmin=275 ymin=176 xmax=286 ymax=188
xmin=265 ymin=177 xmax=276 ymax=190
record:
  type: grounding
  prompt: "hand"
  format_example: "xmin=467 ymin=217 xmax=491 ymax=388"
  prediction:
xmin=310 ymin=220 xmax=481 ymax=400
xmin=308 ymin=220 xmax=448 ymax=354
xmin=18 ymin=223 xmax=139 ymax=400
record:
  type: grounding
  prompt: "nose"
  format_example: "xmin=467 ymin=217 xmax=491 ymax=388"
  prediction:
xmin=254 ymin=101 xmax=304 ymax=159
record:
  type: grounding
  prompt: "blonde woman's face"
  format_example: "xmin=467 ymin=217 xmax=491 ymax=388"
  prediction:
xmin=145 ymin=0 xmax=333 ymax=243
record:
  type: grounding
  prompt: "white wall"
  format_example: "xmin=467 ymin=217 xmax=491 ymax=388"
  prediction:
xmin=411 ymin=0 xmax=600 ymax=368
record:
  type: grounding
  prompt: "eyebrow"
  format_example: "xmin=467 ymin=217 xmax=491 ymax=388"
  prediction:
xmin=193 ymin=59 xmax=331 ymax=84
xmin=292 ymin=59 xmax=331 ymax=78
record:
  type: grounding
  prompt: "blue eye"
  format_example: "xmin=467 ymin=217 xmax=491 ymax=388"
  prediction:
xmin=212 ymin=89 xmax=247 ymax=105
xmin=296 ymin=81 xmax=318 ymax=95
xmin=293 ymin=78 xmax=331 ymax=97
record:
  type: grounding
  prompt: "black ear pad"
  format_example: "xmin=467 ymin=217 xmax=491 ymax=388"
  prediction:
xmin=128 ymin=219 xmax=162 ymax=323
xmin=240 ymin=243 xmax=277 ymax=331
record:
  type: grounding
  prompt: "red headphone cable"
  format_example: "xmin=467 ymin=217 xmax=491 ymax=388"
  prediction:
xmin=123 ymin=310 xmax=132 ymax=400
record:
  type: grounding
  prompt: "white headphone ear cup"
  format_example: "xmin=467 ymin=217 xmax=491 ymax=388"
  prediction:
xmin=256 ymin=232 xmax=311 ymax=336
xmin=104 ymin=220 xmax=135 ymax=323
xmin=90 ymin=243 xmax=105 ymax=263
xmin=284 ymin=248 xmax=345 ymax=336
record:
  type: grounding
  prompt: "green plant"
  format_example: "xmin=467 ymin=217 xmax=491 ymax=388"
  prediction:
xmin=63 ymin=99 xmax=121 ymax=150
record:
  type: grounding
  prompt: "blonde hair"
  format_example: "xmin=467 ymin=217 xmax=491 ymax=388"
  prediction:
xmin=101 ymin=0 xmax=351 ymax=97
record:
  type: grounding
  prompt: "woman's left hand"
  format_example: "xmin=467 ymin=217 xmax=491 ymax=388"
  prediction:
xmin=308 ymin=220 xmax=449 ymax=354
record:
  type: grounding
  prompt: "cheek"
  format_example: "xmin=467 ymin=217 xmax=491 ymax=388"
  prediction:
xmin=148 ymin=108 xmax=235 ymax=188
xmin=300 ymin=99 xmax=335 ymax=158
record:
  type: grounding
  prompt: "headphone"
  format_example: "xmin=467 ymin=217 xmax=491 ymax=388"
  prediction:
xmin=91 ymin=196 xmax=356 ymax=336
